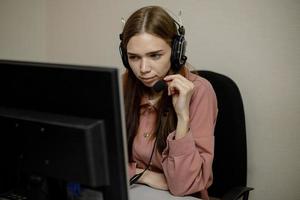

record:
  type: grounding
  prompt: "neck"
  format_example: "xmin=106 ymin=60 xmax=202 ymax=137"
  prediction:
xmin=148 ymin=90 xmax=163 ymax=104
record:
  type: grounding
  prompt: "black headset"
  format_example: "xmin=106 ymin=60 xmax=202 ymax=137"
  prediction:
xmin=119 ymin=20 xmax=187 ymax=72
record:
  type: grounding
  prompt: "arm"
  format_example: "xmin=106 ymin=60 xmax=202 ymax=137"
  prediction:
xmin=161 ymin=76 xmax=218 ymax=196
xmin=164 ymin=74 xmax=193 ymax=140
xmin=129 ymin=163 xmax=168 ymax=190
xmin=136 ymin=168 xmax=169 ymax=190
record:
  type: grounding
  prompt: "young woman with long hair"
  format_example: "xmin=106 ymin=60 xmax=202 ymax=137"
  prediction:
xmin=119 ymin=6 xmax=218 ymax=200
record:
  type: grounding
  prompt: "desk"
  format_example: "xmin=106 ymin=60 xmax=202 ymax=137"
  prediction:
xmin=129 ymin=184 xmax=201 ymax=200
xmin=76 ymin=185 xmax=201 ymax=200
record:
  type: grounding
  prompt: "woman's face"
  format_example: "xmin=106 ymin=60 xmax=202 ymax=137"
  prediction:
xmin=126 ymin=32 xmax=172 ymax=87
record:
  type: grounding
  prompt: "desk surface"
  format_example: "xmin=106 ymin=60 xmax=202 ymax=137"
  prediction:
xmin=129 ymin=184 xmax=201 ymax=200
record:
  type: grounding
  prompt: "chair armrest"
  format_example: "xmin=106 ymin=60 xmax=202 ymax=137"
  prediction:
xmin=221 ymin=186 xmax=254 ymax=200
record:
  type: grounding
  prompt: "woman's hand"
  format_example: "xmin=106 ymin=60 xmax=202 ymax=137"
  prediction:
xmin=164 ymin=74 xmax=194 ymax=139
xmin=136 ymin=168 xmax=169 ymax=191
xmin=164 ymin=74 xmax=194 ymax=118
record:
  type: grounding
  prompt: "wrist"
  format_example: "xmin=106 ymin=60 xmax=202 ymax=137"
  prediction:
xmin=136 ymin=168 xmax=144 ymax=174
xmin=175 ymin=116 xmax=189 ymax=140
xmin=138 ymin=169 xmax=150 ymax=184
xmin=177 ymin=113 xmax=189 ymax=122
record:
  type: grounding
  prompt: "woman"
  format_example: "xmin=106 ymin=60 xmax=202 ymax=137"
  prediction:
xmin=119 ymin=6 xmax=218 ymax=200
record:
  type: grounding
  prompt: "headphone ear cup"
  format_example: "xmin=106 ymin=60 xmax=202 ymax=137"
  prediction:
xmin=171 ymin=36 xmax=180 ymax=71
xmin=171 ymin=35 xmax=187 ymax=72
xmin=119 ymin=43 xmax=130 ymax=69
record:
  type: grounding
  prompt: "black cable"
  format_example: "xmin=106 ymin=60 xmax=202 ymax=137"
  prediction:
xmin=130 ymin=137 xmax=157 ymax=185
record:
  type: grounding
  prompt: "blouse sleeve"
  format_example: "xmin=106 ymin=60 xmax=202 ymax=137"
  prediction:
xmin=161 ymin=78 xmax=218 ymax=196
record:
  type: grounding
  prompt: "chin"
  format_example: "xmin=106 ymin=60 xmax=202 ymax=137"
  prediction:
xmin=142 ymin=81 xmax=155 ymax=88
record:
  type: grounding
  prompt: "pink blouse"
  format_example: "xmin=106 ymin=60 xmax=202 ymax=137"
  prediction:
xmin=128 ymin=71 xmax=218 ymax=199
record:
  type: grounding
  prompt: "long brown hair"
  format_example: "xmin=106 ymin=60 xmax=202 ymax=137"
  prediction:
xmin=121 ymin=6 xmax=185 ymax=159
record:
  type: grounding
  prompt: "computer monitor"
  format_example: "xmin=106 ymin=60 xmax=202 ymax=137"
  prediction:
xmin=0 ymin=60 xmax=129 ymax=200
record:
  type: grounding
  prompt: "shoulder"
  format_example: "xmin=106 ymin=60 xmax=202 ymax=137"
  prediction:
xmin=186 ymin=70 xmax=215 ymax=98
xmin=185 ymin=70 xmax=218 ymax=117
xmin=185 ymin=70 xmax=218 ymax=124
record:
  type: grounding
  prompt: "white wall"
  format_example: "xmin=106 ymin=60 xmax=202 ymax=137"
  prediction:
xmin=0 ymin=0 xmax=46 ymax=61
xmin=0 ymin=0 xmax=299 ymax=199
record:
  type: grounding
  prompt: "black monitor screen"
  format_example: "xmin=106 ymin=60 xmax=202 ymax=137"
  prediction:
xmin=0 ymin=60 xmax=129 ymax=200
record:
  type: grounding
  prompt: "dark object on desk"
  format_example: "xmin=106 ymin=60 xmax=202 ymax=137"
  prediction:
xmin=197 ymin=70 xmax=254 ymax=200
xmin=0 ymin=60 xmax=129 ymax=200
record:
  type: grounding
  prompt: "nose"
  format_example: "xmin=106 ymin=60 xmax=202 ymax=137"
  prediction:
xmin=140 ymin=58 xmax=151 ymax=74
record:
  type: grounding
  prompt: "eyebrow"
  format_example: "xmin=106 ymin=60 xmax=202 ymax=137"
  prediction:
xmin=127 ymin=50 xmax=164 ymax=56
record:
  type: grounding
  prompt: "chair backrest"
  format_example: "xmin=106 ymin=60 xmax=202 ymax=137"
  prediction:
xmin=197 ymin=70 xmax=247 ymax=198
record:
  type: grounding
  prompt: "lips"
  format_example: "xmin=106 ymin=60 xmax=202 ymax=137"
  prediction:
xmin=141 ymin=77 xmax=154 ymax=80
xmin=140 ymin=76 xmax=156 ymax=84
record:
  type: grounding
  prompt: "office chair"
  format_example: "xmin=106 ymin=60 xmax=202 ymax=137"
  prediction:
xmin=197 ymin=70 xmax=253 ymax=200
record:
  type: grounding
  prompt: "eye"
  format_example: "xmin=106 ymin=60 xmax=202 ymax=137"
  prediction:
xmin=150 ymin=54 xmax=162 ymax=60
xmin=128 ymin=55 xmax=140 ymax=61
